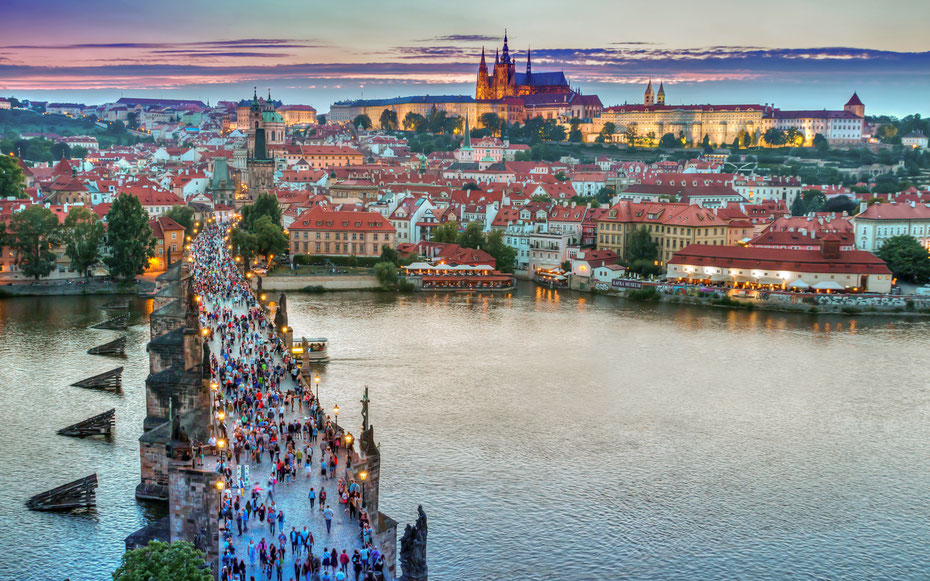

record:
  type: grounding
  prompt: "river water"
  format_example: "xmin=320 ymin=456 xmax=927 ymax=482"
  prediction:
xmin=2 ymin=285 xmax=930 ymax=580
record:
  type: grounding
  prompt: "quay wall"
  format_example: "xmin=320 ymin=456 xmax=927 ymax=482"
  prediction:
xmin=570 ymin=276 xmax=930 ymax=316
xmin=261 ymin=274 xmax=380 ymax=291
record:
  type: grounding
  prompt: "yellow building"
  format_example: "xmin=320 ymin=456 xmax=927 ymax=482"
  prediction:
xmin=328 ymin=95 xmax=514 ymax=129
xmin=596 ymin=201 xmax=730 ymax=263
xmin=276 ymin=105 xmax=317 ymax=126
xmin=589 ymin=83 xmax=763 ymax=146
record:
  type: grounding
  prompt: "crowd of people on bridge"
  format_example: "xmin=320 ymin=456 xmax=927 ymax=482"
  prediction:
xmin=190 ymin=221 xmax=386 ymax=581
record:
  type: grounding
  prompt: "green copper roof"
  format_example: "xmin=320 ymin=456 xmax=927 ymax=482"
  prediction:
xmin=261 ymin=111 xmax=284 ymax=123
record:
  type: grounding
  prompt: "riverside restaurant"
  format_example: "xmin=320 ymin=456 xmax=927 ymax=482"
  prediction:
xmin=403 ymin=262 xmax=516 ymax=291
xmin=666 ymin=241 xmax=894 ymax=294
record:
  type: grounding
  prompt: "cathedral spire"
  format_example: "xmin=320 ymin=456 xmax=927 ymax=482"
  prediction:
xmin=526 ymin=47 xmax=532 ymax=76
xmin=494 ymin=48 xmax=499 ymax=65
xmin=479 ymin=46 xmax=487 ymax=69
xmin=502 ymin=29 xmax=510 ymax=64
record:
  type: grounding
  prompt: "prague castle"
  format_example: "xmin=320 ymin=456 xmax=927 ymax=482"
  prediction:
xmin=475 ymin=31 xmax=571 ymax=100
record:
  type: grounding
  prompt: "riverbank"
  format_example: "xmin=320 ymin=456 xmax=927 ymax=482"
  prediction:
xmin=260 ymin=274 xmax=380 ymax=292
xmin=595 ymin=280 xmax=930 ymax=317
xmin=0 ymin=279 xmax=155 ymax=297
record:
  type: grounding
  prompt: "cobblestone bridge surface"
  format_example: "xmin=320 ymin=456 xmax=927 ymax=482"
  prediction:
xmin=192 ymin=224 xmax=385 ymax=581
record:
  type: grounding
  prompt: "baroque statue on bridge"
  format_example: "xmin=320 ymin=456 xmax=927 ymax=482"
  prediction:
xmin=399 ymin=505 xmax=428 ymax=581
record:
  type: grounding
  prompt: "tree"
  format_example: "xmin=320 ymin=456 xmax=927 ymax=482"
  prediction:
xmin=568 ymin=117 xmax=583 ymax=143
xmin=462 ymin=182 xmax=481 ymax=191
xmin=105 ymin=193 xmax=155 ymax=280
xmin=8 ymin=204 xmax=61 ymax=280
xmin=164 ymin=205 xmax=195 ymax=236
xmin=600 ymin=122 xmax=616 ymax=143
xmin=484 ymin=229 xmax=516 ymax=273
xmin=823 ymin=194 xmax=857 ymax=214
xmin=626 ymin=226 xmax=660 ymax=275
xmin=801 ymin=189 xmax=827 ymax=213
xmin=813 ymin=133 xmax=829 ymax=153
xmin=763 ymin=128 xmax=787 ymax=147
xmin=241 ymin=193 xmax=281 ymax=231
xmin=112 ymin=540 xmax=211 ymax=581
xmin=443 ymin=115 xmax=463 ymax=135
xmin=659 ymin=133 xmax=679 ymax=148
xmin=456 ymin=221 xmax=485 ymax=250
xmin=545 ymin=123 xmax=567 ymax=142
xmin=0 ymin=155 xmax=27 ymax=199
xmin=877 ymin=124 xmax=898 ymax=143
xmin=252 ymin=215 xmax=288 ymax=261
xmin=432 ymin=221 xmax=459 ymax=243
xmin=479 ymin=113 xmax=502 ymax=137
xmin=50 ymin=142 xmax=71 ymax=160
xmin=624 ymin=123 xmax=638 ymax=147
xmin=63 ymin=206 xmax=104 ymax=277
xmin=107 ymin=120 xmax=126 ymax=135
xmin=380 ymin=244 xmax=400 ymax=265
xmin=379 ymin=109 xmax=398 ymax=131
xmin=403 ymin=112 xmax=426 ymax=133
xmin=426 ymin=107 xmax=447 ymax=134
xmin=231 ymin=226 xmax=258 ymax=264
xmin=701 ymin=134 xmax=712 ymax=154
xmin=877 ymin=235 xmax=930 ymax=284
xmin=352 ymin=114 xmax=372 ymax=130
xmin=790 ymin=196 xmax=806 ymax=217
xmin=374 ymin=261 xmax=399 ymax=289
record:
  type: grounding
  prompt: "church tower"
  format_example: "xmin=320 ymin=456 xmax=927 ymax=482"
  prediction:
xmin=657 ymin=81 xmax=665 ymax=105
xmin=526 ymin=47 xmax=532 ymax=81
xmin=476 ymin=47 xmax=491 ymax=100
xmin=844 ymin=92 xmax=865 ymax=117
xmin=644 ymin=80 xmax=655 ymax=106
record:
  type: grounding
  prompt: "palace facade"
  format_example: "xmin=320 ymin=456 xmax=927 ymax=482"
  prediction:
xmin=592 ymin=82 xmax=765 ymax=146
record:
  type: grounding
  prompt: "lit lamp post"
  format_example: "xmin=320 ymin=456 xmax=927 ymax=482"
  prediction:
xmin=333 ymin=404 xmax=340 ymax=428
xmin=314 ymin=375 xmax=320 ymax=400
xmin=358 ymin=469 xmax=368 ymax=508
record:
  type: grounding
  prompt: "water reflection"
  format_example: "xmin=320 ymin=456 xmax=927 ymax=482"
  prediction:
xmin=285 ymin=283 xmax=930 ymax=580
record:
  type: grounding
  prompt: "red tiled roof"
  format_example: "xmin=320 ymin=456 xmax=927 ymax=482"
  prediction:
xmin=289 ymin=206 xmax=394 ymax=232
xmin=670 ymin=244 xmax=890 ymax=275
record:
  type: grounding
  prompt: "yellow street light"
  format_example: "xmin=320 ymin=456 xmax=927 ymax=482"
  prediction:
xmin=216 ymin=480 xmax=225 ymax=490
xmin=217 ymin=439 xmax=226 ymax=449
xmin=359 ymin=469 xmax=368 ymax=481
xmin=345 ymin=433 xmax=353 ymax=445
xmin=333 ymin=404 xmax=339 ymax=425
xmin=217 ymin=411 xmax=225 ymax=421
xmin=260 ymin=294 xmax=267 ymax=301
xmin=210 ymin=380 xmax=218 ymax=391
xmin=281 ymin=326 xmax=288 ymax=333
xmin=202 ymin=328 xmax=210 ymax=337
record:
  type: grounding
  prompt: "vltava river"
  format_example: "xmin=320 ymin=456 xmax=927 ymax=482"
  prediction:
xmin=2 ymin=284 xmax=930 ymax=579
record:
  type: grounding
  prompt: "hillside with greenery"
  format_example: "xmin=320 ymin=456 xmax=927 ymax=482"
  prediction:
xmin=0 ymin=109 xmax=151 ymax=162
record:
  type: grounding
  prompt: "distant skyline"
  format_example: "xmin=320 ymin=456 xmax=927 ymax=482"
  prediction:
xmin=1 ymin=0 xmax=928 ymax=116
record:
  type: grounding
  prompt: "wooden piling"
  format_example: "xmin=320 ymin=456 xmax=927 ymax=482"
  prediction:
xmin=27 ymin=474 xmax=98 ymax=511
xmin=58 ymin=409 xmax=115 ymax=437
xmin=87 ymin=336 xmax=127 ymax=356
xmin=71 ymin=367 xmax=123 ymax=392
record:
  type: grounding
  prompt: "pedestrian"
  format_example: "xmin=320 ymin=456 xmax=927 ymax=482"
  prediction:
xmin=323 ymin=505 xmax=334 ymax=534
xmin=308 ymin=487 xmax=316 ymax=509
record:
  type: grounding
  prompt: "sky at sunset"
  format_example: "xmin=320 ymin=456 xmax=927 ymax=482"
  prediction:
xmin=1 ymin=0 xmax=928 ymax=115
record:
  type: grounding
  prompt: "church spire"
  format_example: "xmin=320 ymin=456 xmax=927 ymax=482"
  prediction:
xmin=526 ymin=47 xmax=532 ymax=76
xmin=463 ymin=115 xmax=472 ymax=149
xmin=494 ymin=48 xmax=499 ymax=65
xmin=479 ymin=46 xmax=487 ymax=68
xmin=502 ymin=29 xmax=510 ymax=64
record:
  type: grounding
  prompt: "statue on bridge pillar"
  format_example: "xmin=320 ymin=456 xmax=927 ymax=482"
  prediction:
xmin=399 ymin=505 xmax=428 ymax=581
xmin=360 ymin=386 xmax=370 ymax=433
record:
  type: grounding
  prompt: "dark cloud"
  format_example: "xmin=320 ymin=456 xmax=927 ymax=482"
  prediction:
xmin=0 ymin=38 xmax=320 ymax=50
xmin=2 ymin=45 xmax=927 ymax=93
xmin=393 ymin=46 xmax=476 ymax=59
xmin=152 ymin=51 xmax=293 ymax=58
xmin=424 ymin=34 xmax=499 ymax=43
